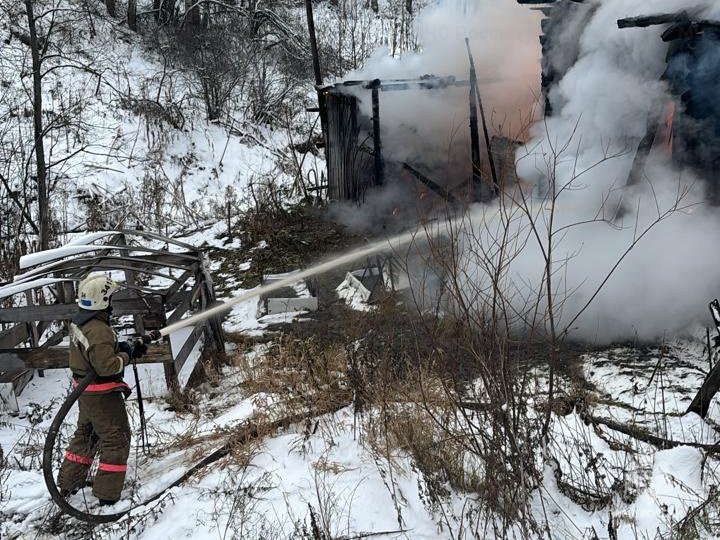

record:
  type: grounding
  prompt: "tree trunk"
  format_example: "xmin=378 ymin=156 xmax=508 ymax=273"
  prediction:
xmin=155 ymin=0 xmax=175 ymax=25
xmin=105 ymin=0 xmax=116 ymax=17
xmin=185 ymin=0 xmax=200 ymax=26
xmin=24 ymin=0 xmax=50 ymax=251
xmin=128 ymin=0 xmax=137 ymax=31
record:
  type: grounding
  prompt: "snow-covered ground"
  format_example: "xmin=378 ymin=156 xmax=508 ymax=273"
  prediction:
xmin=0 ymin=1 xmax=323 ymax=246
xmin=4 ymin=287 xmax=720 ymax=540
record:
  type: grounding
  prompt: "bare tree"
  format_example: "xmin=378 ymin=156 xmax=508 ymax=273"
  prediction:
xmin=128 ymin=0 xmax=137 ymax=31
xmin=23 ymin=0 xmax=51 ymax=251
xmin=154 ymin=0 xmax=176 ymax=25
xmin=105 ymin=0 xmax=116 ymax=18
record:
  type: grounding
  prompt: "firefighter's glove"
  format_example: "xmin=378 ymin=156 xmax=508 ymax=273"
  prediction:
xmin=118 ymin=341 xmax=133 ymax=357
xmin=147 ymin=330 xmax=162 ymax=342
xmin=131 ymin=339 xmax=148 ymax=359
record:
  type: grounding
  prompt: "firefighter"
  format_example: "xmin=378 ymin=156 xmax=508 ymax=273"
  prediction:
xmin=57 ymin=273 xmax=147 ymax=505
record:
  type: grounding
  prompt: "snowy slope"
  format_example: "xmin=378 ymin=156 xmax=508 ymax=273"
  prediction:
xmin=4 ymin=300 xmax=720 ymax=540
xmin=0 ymin=2 xmax=323 ymax=242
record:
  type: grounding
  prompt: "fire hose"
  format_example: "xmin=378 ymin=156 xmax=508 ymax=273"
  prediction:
xmin=40 ymin=367 xmax=350 ymax=524
xmin=41 ymin=370 xmax=130 ymax=523
xmin=41 ymin=334 xmax=157 ymax=524
xmin=39 ymin=219 xmax=470 ymax=523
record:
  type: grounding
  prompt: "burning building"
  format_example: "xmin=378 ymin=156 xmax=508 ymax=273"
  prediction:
xmin=316 ymin=1 xmax=541 ymax=218
xmin=319 ymin=74 xmax=503 ymax=214
xmin=313 ymin=0 xmax=720 ymax=341
xmin=528 ymin=0 xmax=720 ymax=199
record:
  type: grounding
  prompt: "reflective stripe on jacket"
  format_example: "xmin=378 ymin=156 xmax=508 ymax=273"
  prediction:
xmin=71 ymin=378 xmax=130 ymax=394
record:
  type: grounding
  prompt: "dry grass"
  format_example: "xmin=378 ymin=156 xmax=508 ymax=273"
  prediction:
xmin=209 ymin=198 xmax=355 ymax=294
xmin=231 ymin=335 xmax=353 ymax=433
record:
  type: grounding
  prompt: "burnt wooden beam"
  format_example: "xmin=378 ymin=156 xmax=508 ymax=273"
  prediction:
xmin=0 ymin=324 xmax=29 ymax=348
xmin=661 ymin=20 xmax=720 ymax=41
xmin=466 ymin=39 xmax=485 ymax=201
xmin=1 ymin=344 xmax=172 ymax=370
xmin=687 ymin=360 xmax=720 ymax=418
xmin=618 ymin=12 xmax=690 ymax=29
xmin=466 ymin=38 xmax=499 ymax=198
xmin=465 ymin=38 xmax=500 ymax=201
xmin=402 ymin=163 xmax=458 ymax=204
xmin=0 ymin=296 xmax=164 ymax=323
xmin=626 ymin=105 xmax=665 ymax=187
xmin=369 ymin=79 xmax=385 ymax=187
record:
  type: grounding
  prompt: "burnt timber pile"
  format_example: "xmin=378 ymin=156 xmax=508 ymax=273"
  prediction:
xmin=0 ymin=231 xmax=225 ymax=413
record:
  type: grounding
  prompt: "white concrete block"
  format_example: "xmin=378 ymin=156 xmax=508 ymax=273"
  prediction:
xmin=266 ymin=297 xmax=318 ymax=315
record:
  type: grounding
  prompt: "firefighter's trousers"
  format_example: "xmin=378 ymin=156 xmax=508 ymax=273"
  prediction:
xmin=57 ymin=391 xmax=131 ymax=502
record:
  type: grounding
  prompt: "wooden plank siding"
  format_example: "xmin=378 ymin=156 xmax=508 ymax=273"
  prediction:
xmin=325 ymin=91 xmax=376 ymax=202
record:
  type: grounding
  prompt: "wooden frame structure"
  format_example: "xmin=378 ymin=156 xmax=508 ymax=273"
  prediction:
xmin=320 ymin=76 xmax=475 ymax=204
xmin=319 ymin=69 xmax=512 ymax=208
xmin=0 ymin=230 xmax=225 ymax=413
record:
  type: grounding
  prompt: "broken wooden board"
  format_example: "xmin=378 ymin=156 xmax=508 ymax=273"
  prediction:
xmin=0 ymin=351 xmax=33 ymax=414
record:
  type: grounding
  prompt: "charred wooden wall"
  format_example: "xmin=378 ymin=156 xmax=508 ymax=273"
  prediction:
xmin=324 ymin=89 xmax=374 ymax=202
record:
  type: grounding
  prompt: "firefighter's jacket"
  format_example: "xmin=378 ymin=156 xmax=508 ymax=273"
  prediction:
xmin=69 ymin=310 xmax=130 ymax=395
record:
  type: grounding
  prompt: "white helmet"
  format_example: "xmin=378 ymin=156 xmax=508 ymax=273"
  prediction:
xmin=77 ymin=274 xmax=119 ymax=311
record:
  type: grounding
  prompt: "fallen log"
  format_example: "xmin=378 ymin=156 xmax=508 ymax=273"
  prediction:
xmin=580 ymin=410 xmax=720 ymax=452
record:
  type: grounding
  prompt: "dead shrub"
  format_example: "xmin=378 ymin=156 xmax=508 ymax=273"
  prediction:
xmin=243 ymin=335 xmax=352 ymax=420
xmin=341 ymin=295 xmax=545 ymax=537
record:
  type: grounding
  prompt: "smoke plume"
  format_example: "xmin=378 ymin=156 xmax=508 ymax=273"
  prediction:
xmin=334 ymin=0 xmax=720 ymax=343
xmin=330 ymin=0 xmax=541 ymax=231
xmin=495 ymin=0 xmax=720 ymax=343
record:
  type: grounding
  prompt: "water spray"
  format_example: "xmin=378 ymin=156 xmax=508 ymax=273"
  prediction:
xmin=159 ymin=209 xmax=503 ymax=337
xmin=160 ymin=227 xmax=428 ymax=336
xmin=158 ymin=198 xmax=584 ymax=338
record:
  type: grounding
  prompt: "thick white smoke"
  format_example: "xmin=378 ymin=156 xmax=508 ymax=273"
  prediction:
xmin=496 ymin=0 xmax=720 ymax=342
xmin=329 ymin=0 xmax=541 ymax=232
xmin=342 ymin=0 xmax=542 ymax=174
xmin=337 ymin=0 xmax=720 ymax=343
